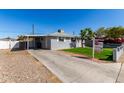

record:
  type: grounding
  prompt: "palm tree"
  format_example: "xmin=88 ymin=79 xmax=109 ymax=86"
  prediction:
xmin=80 ymin=28 xmax=94 ymax=48
xmin=87 ymin=28 xmax=94 ymax=40
xmin=80 ymin=28 xmax=88 ymax=48
xmin=17 ymin=35 xmax=25 ymax=41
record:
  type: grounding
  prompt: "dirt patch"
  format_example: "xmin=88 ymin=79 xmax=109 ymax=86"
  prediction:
xmin=0 ymin=50 xmax=61 ymax=83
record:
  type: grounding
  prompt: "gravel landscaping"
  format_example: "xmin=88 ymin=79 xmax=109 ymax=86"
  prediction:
xmin=0 ymin=50 xmax=61 ymax=83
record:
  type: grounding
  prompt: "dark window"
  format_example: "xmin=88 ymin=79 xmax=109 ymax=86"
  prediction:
xmin=71 ymin=38 xmax=76 ymax=42
xmin=59 ymin=37 xmax=64 ymax=42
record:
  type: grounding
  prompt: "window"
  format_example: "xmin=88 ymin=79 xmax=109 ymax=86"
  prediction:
xmin=71 ymin=38 xmax=76 ymax=42
xmin=59 ymin=37 xmax=64 ymax=42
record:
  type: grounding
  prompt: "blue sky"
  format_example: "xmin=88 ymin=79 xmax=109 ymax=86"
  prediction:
xmin=0 ymin=9 xmax=124 ymax=38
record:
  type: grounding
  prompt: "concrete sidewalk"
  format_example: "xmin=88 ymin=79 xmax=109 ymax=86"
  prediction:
xmin=28 ymin=49 xmax=121 ymax=83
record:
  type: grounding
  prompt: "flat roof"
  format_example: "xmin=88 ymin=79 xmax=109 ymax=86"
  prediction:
xmin=22 ymin=34 xmax=81 ymax=38
xmin=20 ymin=31 xmax=81 ymax=38
xmin=22 ymin=34 xmax=46 ymax=37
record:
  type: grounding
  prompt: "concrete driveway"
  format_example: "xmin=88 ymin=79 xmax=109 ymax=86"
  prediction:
xmin=28 ymin=49 xmax=122 ymax=83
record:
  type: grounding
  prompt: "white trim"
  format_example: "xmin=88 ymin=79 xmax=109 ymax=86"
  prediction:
xmin=57 ymin=37 xmax=59 ymax=42
xmin=64 ymin=37 xmax=66 ymax=42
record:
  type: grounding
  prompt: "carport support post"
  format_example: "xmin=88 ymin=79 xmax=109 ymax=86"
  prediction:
xmin=27 ymin=36 xmax=29 ymax=50
xmin=45 ymin=36 xmax=47 ymax=49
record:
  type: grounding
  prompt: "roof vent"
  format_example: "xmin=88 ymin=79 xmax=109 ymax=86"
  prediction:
xmin=58 ymin=29 xmax=64 ymax=33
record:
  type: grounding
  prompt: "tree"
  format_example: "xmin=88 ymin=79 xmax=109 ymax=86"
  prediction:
xmin=95 ymin=26 xmax=124 ymax=39
xmin=106 ymin=26 xmax=124 ymax=39
xmin=95 ymin=27 xmax=107 ymax=38
xmin=87 ymin=28 xmax=94 ymax=40
xmin=17 ymin=35 xmax=25 ymax=41
xmin=80 ymin=28 xmax=94 ymax=48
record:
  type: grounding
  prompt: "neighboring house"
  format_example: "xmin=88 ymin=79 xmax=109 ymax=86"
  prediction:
xmin=0 ymin=37 xmax=19 ymax=49
xmin=19 ymin=29 xmax=82 ymax=50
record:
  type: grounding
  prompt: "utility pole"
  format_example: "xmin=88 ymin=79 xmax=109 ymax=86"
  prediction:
xmin=32 ymin=24 xmax=35 ymax=49
xmin=32 ymin=24 xmax=34 ymax=35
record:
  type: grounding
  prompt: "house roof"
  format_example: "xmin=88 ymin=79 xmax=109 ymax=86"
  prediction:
xmin=0 ymin=37 xmax=17 ymax=41
xmin=47 ymin=31 xmax=74 ymax=37
xmin=22 ymin=34 xmax=45 ymax=37
xmin=21 ymin=29 xmax=81 ymax=38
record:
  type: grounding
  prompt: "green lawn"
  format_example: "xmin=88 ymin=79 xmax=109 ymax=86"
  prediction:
xmin=62 ymin=47 xmax=113 ymax=61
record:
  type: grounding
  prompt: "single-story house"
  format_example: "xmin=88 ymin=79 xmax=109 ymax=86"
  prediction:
xmin=19 ymin=29 xmax=82 ymax=50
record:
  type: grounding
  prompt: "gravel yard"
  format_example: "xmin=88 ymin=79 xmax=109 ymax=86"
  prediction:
xmin=0 ymin=50 xmax=61 ymax=83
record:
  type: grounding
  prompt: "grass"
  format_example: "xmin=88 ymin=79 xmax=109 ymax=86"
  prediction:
xmin=62 ymin=47 xmax=113 ymax=61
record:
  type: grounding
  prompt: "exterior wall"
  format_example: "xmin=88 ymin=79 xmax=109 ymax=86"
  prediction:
xmin=19 ymin=41 xmax=26 ymax=49
xmin=39 ymin=37 xmax=51 ymax=49
xmin=50 ymin=37 xmax=71 ymax=50
xmin=24 ymin=36 xmax=81 ymax=50
xmin=46 ymin=38 xmax=51 ymax=49
xmin=29 ymin=41 xmax=34 ymax=48
xmin=76 ymin=39 xmax=82 ymax=47
xmin=29 ymin=38 xmax=36 ymax=49
xmin=50 ymin=37 xmax=81 ymax=50
xmin=0 ymin=40 xmax=19 ymax=49
xmin=41 ymin=37 xmax=46 ymax=49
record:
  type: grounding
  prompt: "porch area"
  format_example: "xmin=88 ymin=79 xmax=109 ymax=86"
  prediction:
xmin=19 ymin=35 xmax=50 ymax=50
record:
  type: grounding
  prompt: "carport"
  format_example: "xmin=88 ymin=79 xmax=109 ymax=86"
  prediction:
xmin=20 ymin=35 xmax=49 ymax=50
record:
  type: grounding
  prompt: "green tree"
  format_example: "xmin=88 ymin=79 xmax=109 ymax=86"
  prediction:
xmin=106 ymin=26 xmax=124 ymax=39
xmin=96 ymin=27 xmax=107 ymax=38
xmin=87 ymin=28 xmax=94 ymax=40
xmin=80 ymin=28 xmax=94 ymax=47
xmin=17 ymin=35 xmax=25 ymax=41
